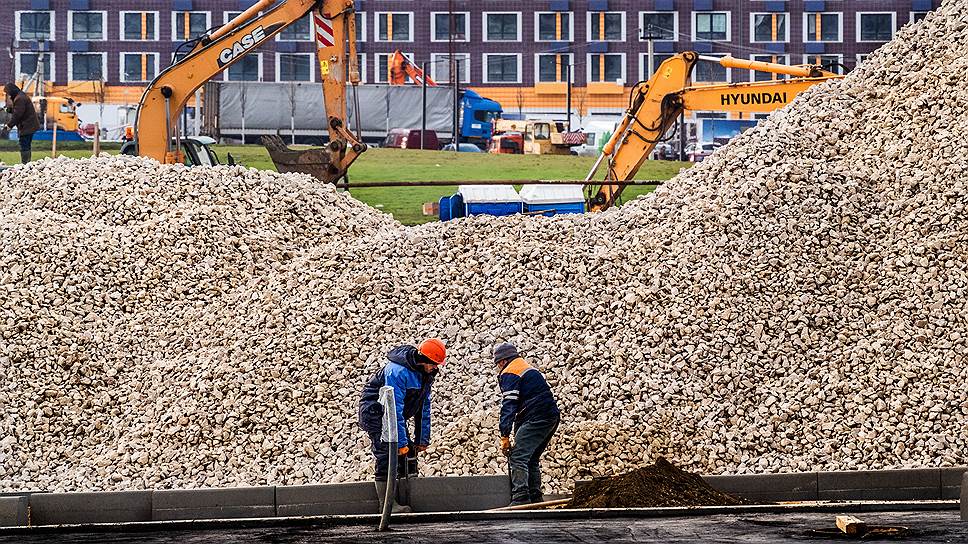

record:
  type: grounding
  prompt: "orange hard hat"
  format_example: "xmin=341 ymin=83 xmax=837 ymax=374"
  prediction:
xmin=418 ymin=338 xmax=446 ymax=366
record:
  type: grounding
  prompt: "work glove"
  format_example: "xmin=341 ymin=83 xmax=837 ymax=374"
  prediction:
xmin=500 ymin=436 xmax=511 ymax=455
xmin=416 ymin=444 xmax=429 ymax=453
xmin=398 ymin=446 xmax=409 ymax=456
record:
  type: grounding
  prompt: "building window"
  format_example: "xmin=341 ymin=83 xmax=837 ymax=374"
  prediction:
xmin=120 ymin=52 xmax=159 ymax=82
xmin=750 ymin=55 xmax=789 ymax=81
xmin=640 ymin=12 xmax=677 ymax=41
xmin=693 ymin=55 xmax=729 ymax=83
xmin=911 ymin=12 xmax=929 ymax=23
xmin=805 ymin=54 xmax=844 ymax=75
xmin=355 ymin=54 xmax=367 ymax=83
xmin=588 ymin=53 xmax=625 ymax=83
xmin=355 ymin=12 xmax=366 ymax=42
xmin=856 ymin=53 xmax=870 ymax=68
xmin=589 ymin=12 xmax=624 ymax=41
xmin=694 ymin=12 xmax=729 ymax=41
xmin=69 ymin=11 xmax=106 ymax=41
xmin=226 ymin=55 xmax=261 ymax=81
xmin=858 ymin=12 xmax=895 ymax=42
xmin=374 ymin=52 xmax=414 ymax=83
xmin=376 ymin=12 xmax=412 ymax=42
xmin=484 ymin=54 xmax=521 ymax=83
xmin=121 ymin=12 xmax=158 ymax=41
xmin=639 ymin=53 xmax=673 ymax=80
xmin=751 ymin=13 xmax=787 ymax=43
xmin=431 ymin=53 xmax=470 ymax=84
xmin=278 ymin=14 xmax=311 ymax=41
xmin=536 ymin=12 xmax=572 ymax=42
xmin=70 ymin=53 xmax=106 ymax=81
xmin=432 ymin=12 xmax=469 ymax=42
xmin=536 ymin=53 xmax=573 ymax=83
xmin=484 ymin=13 xmax=520 ymax=42
xmin=804 ymin=13 xmax=842 ymax=42
xmin=16 ymin=11 xmax=54 ymax=41
xmin=277 ymin=53 xmax=313 ymax=82
xmin=172 ymin=11 xmax=210 ymax=41
xmin=15 ymin=52 xmax=53 ymax=80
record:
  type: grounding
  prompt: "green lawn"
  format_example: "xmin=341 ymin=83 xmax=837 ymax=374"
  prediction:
xmin=0 ymin=143 xmax=689 ymax=225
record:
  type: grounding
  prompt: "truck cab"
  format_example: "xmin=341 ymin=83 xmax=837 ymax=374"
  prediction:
xmin=32 ymin=96 xmax=80 ymax=132
xmin=460 ymin=89 xmax=502 ymax=147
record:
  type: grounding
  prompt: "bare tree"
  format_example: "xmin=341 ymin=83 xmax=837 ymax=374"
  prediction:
xmin=515 ymin=87 xmax=524 ymax=118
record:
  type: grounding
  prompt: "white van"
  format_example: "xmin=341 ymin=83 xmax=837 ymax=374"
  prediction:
xmin=570 ymin=120 xmax=619 ymax=157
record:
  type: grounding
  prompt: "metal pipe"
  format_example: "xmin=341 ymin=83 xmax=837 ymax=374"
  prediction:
xmin=333 ymin=179 xmax=666 ymax=188
xmin=208 ymin=0 xmax=274 ymax=43
xmin=378 ymin=439 xmax=397 ymax=531
xmin=700 ymin=55 xmax=817 ymax=78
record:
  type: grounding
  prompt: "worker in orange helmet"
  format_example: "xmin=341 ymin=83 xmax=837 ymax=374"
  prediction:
xmin=358 ymin=338 xmax=446 ymax=513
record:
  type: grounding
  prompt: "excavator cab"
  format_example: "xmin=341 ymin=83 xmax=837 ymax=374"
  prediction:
xmin=121 ymin=136 xmax=226 ymax=167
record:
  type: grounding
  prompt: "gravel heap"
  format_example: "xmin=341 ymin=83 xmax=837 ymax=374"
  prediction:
xmin=2 ymin=2 xmax=967 ymax=493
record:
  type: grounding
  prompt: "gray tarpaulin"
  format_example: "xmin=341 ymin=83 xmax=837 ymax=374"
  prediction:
xmin=217 ymin=82 xmax=455 ymax=136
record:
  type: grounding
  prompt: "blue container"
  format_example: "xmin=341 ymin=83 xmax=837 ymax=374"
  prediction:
xmin=519 ymin=185 xmax=586 ymax=217
xmin=438 ymin=196 xmax=452 ymax=221
xmin=458 ymin=185 xmax=521 ymax=218
xmin=466 ymin=202 xmax=522 ymax=217
xmin=450 ymin=193 xmax=465 ymax=219
xmin=524 ymin=202 xmax=586 ymax=217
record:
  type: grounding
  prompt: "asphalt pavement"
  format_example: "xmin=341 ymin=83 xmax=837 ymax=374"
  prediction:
xmin=1 ymin=511 xmax=964 ymax=543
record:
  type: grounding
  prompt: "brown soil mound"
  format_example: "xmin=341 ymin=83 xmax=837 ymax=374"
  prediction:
xmin=567 ymin=457 xmax=746 ymax=509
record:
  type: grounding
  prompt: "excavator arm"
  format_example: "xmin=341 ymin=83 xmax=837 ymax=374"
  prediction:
xmin=585 ymin=53 xmax=842 ymax=211
xmin=388 ymin=51 xmax=436 ymax=86
xmin=135 ymin=0 xmax=364 ymax=182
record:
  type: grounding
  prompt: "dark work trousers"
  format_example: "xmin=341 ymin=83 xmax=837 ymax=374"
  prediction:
xmin=509 ymin=417 xmax=560 ymax=504
xmin=368 ymin=429 xmax=418 ymax=482
xmin=18 ymin=132 xmax=33 ymax=163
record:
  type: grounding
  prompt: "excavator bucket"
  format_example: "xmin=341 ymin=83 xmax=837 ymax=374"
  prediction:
xmin=262 ymin=135 xmax=343 ymax=184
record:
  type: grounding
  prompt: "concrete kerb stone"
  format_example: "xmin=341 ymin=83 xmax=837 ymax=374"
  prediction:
xmin=961 ymin=473 xmax=968 ymax=522
xmin=152 ymin=487 xmax=275 ymax=521
xmin=0 ymin=496 xmax=29 ymax=527
xmin=408 ymin=475 xmax=511 ymax=512
xmin=276 ymin=482 xmax=378 ymax=516
xmin=29 ymin=491 xmax=152 ymax=526
xmin=942 ymin=467 xmax=968 ymax=500
xmin=818 ymin=468 xmax=941 ymax=501
xmin=703 ymin=472 xmax=819 ymax=503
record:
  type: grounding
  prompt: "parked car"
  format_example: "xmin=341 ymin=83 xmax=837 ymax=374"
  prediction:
xmin=686 ymin=142 xmax=717 ymax=162
xmin=383 ymin=128 xmax=440 ymax=150
xmin=442 ymin=142 xmax=483 ymax=152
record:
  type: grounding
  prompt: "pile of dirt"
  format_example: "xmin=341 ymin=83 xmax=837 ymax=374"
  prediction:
xmin=567 ymin=457 xmax=746 ymax=509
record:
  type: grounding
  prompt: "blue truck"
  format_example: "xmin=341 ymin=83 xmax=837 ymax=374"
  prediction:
xmin=459 ymin=89 xmax=503 ymax=148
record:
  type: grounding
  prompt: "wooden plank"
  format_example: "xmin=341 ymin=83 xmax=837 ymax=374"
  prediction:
xmin=836 ymin=515 xmax=867 ymax=535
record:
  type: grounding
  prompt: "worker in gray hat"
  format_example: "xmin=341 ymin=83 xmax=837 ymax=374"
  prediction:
xmin=493 ymin=342 xmax=560 ymax=506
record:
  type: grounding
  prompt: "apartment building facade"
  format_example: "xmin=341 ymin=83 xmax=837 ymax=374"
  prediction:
xmin=1 ymin=0 xmax=941 ymax=112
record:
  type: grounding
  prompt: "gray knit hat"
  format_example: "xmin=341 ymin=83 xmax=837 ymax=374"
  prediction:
xmin=492 ymin=342 xmax=519 ymax=363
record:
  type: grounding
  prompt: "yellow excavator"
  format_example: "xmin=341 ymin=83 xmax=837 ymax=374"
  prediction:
xmin=585 ymin=52 xmax=843 ymax=211
xmin=125 ymin=0 xmax=364 ymax=183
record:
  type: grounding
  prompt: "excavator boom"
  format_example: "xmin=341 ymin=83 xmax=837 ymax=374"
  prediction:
xmin=586 ymin=52 xmax=843 ymax=211
xmin=135 ymin=0 xmax=364 ymax=183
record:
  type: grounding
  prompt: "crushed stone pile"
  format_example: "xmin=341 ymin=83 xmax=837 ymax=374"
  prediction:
xmin=566 ymin=457 xmax=745 ymax=508
xmin=2 ymin=2 xmax=968 ymax=492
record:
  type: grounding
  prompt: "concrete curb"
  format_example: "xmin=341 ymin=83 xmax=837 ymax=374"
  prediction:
xmin=0 ymin=496 xmax=28 ymax=528
xmin=152 ymin=487 xmax=275 ymax=521
xmin=1 ymin=466 xmax=964 ymax=528
xmin=0 ymin=500 xmax=957 ymax=536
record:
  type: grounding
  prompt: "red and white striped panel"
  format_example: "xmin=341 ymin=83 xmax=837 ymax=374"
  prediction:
xmin=314 ymin=13 xmax=335 ymax=48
